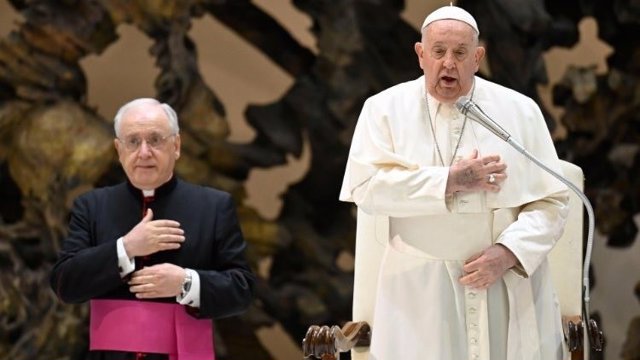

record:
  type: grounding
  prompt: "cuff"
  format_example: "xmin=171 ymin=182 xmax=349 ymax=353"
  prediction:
xmin=116 ymin=237 xmax=135 ymax=278
xmin=497 ymin=242 xmax=528 ymax=278
xmin=177 ymin=268 xmax=201 ymax=308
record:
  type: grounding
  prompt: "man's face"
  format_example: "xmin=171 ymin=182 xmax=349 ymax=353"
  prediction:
xmin=414 ymin=19 xmax=485 ymax=103
xmin=114 ymin=104 xmax=180 ymax=190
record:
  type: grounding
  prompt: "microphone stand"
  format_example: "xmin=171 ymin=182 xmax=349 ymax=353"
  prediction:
xmin=456 ymin=98 xmax=603 ymax=352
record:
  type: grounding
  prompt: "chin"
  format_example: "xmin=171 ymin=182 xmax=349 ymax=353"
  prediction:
xmin=131 ymin=177 xmax=159 ymax=190
xmin=437 ymin=89 xmax=461 ymax=101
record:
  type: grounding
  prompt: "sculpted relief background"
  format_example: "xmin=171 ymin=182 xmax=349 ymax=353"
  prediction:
xmin=0 ymin=1 xmax=638 ymax=359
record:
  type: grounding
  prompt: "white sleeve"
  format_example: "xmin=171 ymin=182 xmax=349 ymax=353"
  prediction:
xmin=497 ymin=190 xmax=570 ymax=277
xmin=116 ymin=237 xmax=135 ymax=277
xmin=177 ymin=268 xmax=201 ymax=308
xmin=340 ymin=99 xmax=450 ymax=217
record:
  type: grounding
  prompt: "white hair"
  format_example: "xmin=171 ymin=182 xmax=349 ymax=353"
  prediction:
xmin=113 ymin=98 xmax=180 ymax=138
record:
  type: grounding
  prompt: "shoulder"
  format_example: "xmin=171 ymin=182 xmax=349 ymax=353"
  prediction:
xmin=475 ymin=76 xmax=538 ymax=109
xmin=176 ymin=179 xmax=232 ymax=203
xmin=366 ymin=76 xmax=423 ymax=105
xmin=359 ymin=77 xmax=423 ymax=119
xmin=74 ymin=182 xmax=127 ymax=205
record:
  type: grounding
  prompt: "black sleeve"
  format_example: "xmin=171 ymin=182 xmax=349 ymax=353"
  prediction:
xmin=198 ymin=193 xmax=255 ymax=319
xmin=50 ymin=194 xmax=125 ymax=303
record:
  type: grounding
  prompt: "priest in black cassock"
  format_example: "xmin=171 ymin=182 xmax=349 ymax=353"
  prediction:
xmin=50 ymin=98 xmax=255 ymax=360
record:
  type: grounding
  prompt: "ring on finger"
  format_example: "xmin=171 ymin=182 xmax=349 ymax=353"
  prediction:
xmin=487 ymin=174 xmax=496 ymax=184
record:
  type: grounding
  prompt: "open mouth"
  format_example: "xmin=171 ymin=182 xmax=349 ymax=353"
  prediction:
xmin=441 ymin=76 xmax=457 ymax=84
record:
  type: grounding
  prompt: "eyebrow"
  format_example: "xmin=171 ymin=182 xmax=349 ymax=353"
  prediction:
xmin=431 ymin=40 xmax=470 ymax=47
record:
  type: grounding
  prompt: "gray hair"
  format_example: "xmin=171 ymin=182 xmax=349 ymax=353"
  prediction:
xmin=113 ymin=98 xmax=180 ymax=138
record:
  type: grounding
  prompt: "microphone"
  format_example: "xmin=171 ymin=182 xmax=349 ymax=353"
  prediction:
xmin=455 ymin=95 xmax=602 ymax=351
xmin=455 ymin=96 xmax=511 ymax=141
xmin=454 ymin=96 xmax=525 ymax=153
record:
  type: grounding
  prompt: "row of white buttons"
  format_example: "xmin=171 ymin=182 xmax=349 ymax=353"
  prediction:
xmin=466 ymin=289 xmax=482 ymax=360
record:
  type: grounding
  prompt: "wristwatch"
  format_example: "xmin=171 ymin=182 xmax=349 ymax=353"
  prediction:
xmin=181 ymin=270 xmax=193 ymax=298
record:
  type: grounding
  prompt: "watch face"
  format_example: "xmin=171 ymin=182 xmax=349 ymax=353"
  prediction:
xmin=182 ymin=272 xmax=192 ymax=294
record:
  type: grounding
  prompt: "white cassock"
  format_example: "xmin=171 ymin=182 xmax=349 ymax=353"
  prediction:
xmin=340 ymin=76 xmax=570 ymax=360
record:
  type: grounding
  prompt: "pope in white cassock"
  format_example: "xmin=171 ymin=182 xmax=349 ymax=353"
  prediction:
xmin=339 ymin=5 xmax=570 ymax=360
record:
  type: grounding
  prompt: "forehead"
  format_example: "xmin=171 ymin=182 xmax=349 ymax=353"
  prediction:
xmin=425 ymin=19 xmax=475 ymax=45
xmin=119 ymin=105 xmax=170 ymax=135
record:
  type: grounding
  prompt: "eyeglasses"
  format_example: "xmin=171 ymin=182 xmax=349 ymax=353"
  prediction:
xmin=118 ymin=133 xmax=176 ymax=152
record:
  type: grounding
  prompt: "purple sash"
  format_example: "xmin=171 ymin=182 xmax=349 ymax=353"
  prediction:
xmin=90 ymin=299 xmax=215 ymax=360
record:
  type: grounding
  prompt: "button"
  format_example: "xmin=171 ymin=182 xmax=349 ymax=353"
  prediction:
xmin=468 ymin=307 xmax=477 ymax=314
xmin=470 ymin=338 xmax=478 ymax=344
xmin=468 ymin=292 xmax=476 ymax=299
xmin=453 ymin=127 xmax=461 ymax=135
xmin=471 ymin=354 xmax=479 ymax=360
xmin=469 ymin=323 xmax=478 ymax=329
xmin=459 ymin=199 xmax=469 ymax=205
xmin=118 ymin=266 xmax=123 ymax=272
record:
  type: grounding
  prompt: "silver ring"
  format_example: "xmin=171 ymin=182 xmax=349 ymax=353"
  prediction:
xmin=488 ymin=174 xmax=496 ymax=184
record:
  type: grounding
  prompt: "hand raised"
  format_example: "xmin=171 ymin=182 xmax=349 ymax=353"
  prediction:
xmin=122 ymin=209 xmax=185 ymax=258
xmin=446 ymin=149 xmax=507 ymax=195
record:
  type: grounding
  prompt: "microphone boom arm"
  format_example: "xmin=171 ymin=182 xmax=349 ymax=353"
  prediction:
xmin=456 ymin=96 xmax=601 ymax=350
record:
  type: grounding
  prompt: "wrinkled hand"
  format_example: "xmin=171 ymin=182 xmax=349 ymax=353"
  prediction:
xmin=128 ymin=263 xmax=186 ymax=299
xmin=446 ymin=149 xmax=507 ymax=195
xmin=122 ymin=209 xmax=185 ymax=258
xmin=459 ymin=244 xmax=518 ymax=290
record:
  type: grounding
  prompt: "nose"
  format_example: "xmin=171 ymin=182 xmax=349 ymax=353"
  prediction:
xmin=137 ymin=140 xmax=152 ymax=158
xmin=443 ymin=51 xmax=455 ymax=69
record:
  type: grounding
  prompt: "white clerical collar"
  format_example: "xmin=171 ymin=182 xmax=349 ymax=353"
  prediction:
xmin=139 ymin=173 xmax=175 ymax=197
xmin=142 ymin=189 xmax=155 ymax=197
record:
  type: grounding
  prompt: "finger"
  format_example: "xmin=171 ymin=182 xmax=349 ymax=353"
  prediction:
xmin=131 ymin=268 xmax=147 ymax=276
xmin=154 ymin=227 xmax=185 ymax=236
xmin=150 ymin=219 xmax=182 ymax=228
xmin=459 ymin=272 xmax=484 ymax=286
xmin=129 ymin=283 xmax=154 ymax=293
xmin=485 ymin=184 xmax=501 ymax=193
xmin=158 ymin=242 xmax=182 ymax=251
xmin=142 ymin=208 xmax=154 ymax=222
xmin=135 ymin=290 xmax=159 ymax=298
xmin=483 ymin=174 xmax=506 ymax=192
xmin=461 ymin=272 xmax=493 ymax=289
xmin=481 ymin=154 xmax=501 ymax=165
xmin=493 ymin=173 xmax=507 ymax=183
xmin=464 ymin=252 xmax=482 ymax=264
xmin=463 ymin=261 xmax=479 ymax=274
xmin=128 ymin=274 xmax=153 ymax=285
xmin=489 ymin=162 xmax=507 ymax=173
xmin=127 ymin=277 xmax=143 ymax=286
xmin=466 ymin=149 xmax=479 ymax=160
xmin=129 ymin=271 xmax=144 ymax=281
xmin=157 ymin=234 xmax=185 ymax=243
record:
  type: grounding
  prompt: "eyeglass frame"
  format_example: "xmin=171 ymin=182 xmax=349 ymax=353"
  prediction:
xmin=116 ymin=132 xmax=178 ymax=152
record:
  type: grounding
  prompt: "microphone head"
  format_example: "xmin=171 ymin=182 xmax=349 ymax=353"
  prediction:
xmin=455 ymin=96 xmax=472 ymax=114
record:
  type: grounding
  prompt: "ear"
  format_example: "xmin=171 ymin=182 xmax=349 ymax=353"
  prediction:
xmin=474 ymin=46 xmax=486 ymax=71
xmin=114 ymin=138 xmax=122 ymax=157
xmin=173 ymin=134 xmax=181 ymax=160
xmin=414 ymin=42 xmax=425 ymax=70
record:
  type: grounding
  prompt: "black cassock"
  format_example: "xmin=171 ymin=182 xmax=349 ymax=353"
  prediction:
xmin=51 ymin=176 xmax=255 ymax=359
